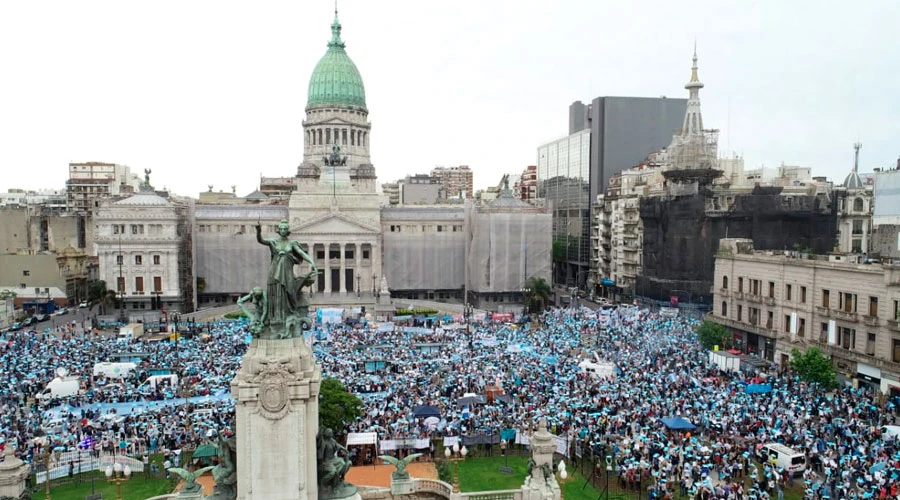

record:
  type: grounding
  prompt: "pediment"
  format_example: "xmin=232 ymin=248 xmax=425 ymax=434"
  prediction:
xmin=293 ymin=213 xmax=379 ymax=235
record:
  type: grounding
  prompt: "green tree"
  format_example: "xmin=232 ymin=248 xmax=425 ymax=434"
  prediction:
xmin=790 ymin=347 xmax=838 ymax=389
xmin=696 ymin=319 xmax=730 ymax=350
xmin=87 ymin=280 xmax=118 ymax=314
xmin=318 ymin=377 xmax=363 ymax=436
xmin=524 ymin=276 xmax=551 ymax=313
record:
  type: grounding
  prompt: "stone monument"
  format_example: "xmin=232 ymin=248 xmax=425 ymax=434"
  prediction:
xmin=519 ymin=419 xmax=561 ymax=500
xmin=0 ymin=446 xmax=29 ymax=499
xmin=226 ymin=220 xmax=356 ymax=500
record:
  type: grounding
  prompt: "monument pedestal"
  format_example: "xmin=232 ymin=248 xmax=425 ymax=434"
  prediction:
xmin=519 ymin=419 xmax=561 ymax=500
xmin=233 ymin=338 xmax=321 ymax=500
xmin=0 ymin=447 xmax=29 ymax=499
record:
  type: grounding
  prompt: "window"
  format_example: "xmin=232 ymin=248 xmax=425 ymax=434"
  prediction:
xmin=768 ymin=281 xmax=775 ymax=298
xmin=853 ymin=197 xmax=864 ymax=212
xmin=785 ymin=315 xmax=792 ymax=333
xmin=749 ymin=307 xmax=760 ymax=326
xmin=894 ymin=339 xmax=900 ymax=364
xmin=329 ymin=250 xmax=340 ymax=259
xmin=767 ymin=311 xmax=774 ymax=329
xmin=839 ymin=292 xmax=857 ymax=313
xmin=738 ymin=277 xmax=744 ymax=292
xmin=345 ymin=250 xmax=354 ymax=259
xmin=751 ymin=279 xmax=760 ymax=296
xmin=867 ymin=332 xmax=876 ymax=356
xmin=895 ymin=300 xmax=900 ymax=321
xmin=116 ymin=255 xmax=123 ymax=266
xmin=153 ymin=255 xmax=161 ymax=265
xmin=839 ymin=327 xmax=855 ymax=350
xmin=820 ymin=323 xmax=828 ymax=343
xmin=112 ymin=224 xmax=125 ymax=234
xmin=153 ymin=276 xmax=162 ymax=293
xmin=134 ymin=255 xmax=143 ymax=265
xmin=131 ymin=224 xmax=144 ymax=235
xmin=852 ymin=239 xmax=862 ymax=253
xmin=822 ymin=289 xmax=830 ymax=308
xmin=786 ymin=284 xmax=793 ymax=301
xmin=135 ymin=277 xmax=144 ymax=293
xmin=117 ymin=277 xmax=125 ymax=293
xmin=799 ymin=318 xmax=805 ymax=337
xmin=22 ymin=270 xmax=30 ymax=276
xmin=722 ymin=276 xmax=728 ymax=289
xmin=437 ymin=225 xmax=443 ymax=232
xmin=852 ymin=219 xmax=863 ymax=235
xmin=737 ymin=304 xmax=743 ymax=322
xmin=869 ymin=296 xmax=878 ymax=317
xmin=800 ymin=286 xmax=807 ymax=304
xmin=316 ymin=250 xmax=325 ymax=260
xmin=362 ymin=250 xmax=370 ymax=259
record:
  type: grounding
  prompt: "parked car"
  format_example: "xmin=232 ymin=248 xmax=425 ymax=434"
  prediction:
xmin=78 ymin=301 xmax=88 ymax=308
xmin=23 ymin=317 xmax=37 ymax=326
xmin=36 ymin=314 xmax=50 ymax=323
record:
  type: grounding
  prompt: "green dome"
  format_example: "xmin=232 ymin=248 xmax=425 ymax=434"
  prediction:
xmin=307 ymin=13 xmax=367 ymax=111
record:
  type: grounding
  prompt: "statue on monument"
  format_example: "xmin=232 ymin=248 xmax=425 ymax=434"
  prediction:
xmin=378 ymin=453 xmax=423 ymax=481
xmin=317 ymin=428 xmax=356 ymax=499
xmin=236 ymin=287 xmax=267 ymax=336
xmin=207 ymin=434 xmax=237 ymax=500
xmin=254 ymin=219 xmax=317 ymax=338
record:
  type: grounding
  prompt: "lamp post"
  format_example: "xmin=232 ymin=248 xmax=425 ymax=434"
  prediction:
xmin=372 ymin=274 xmax=377 ymax=297
xmin=356 ymin=274 xmax=361 ymax=299
xmin=463 ymin=302 xmax=474 ymax=350
xmin=556 ymin=460 xmax=568 ymax=500
xmin=42 ymin=449 xmax=57 ymax=500
xmin=521 ymin=286 xmax=532 ymax=315
xmin=105 ymin=462 xmax=132 ymax=500
xmin=444 ymin=443 xmax=467 ymax=492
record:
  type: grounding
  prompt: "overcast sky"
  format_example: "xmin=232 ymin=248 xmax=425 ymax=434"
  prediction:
xmin=1 ymin=0 xmax=897 ymax=197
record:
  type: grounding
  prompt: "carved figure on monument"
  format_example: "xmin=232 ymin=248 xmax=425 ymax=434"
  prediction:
xmin=207 ymin=435 xmax=237 ymax=500
xmin=255 ymin=219 xmax=317 ymax=338
xmin=168 ymin=466 xmax=215 ymax=496
xmin=380 ymin=276 xmax=389 ymax=295
xmin=236 ymin=287 xmax=267 ymax=336
xmin=317 ymin=428 xmax=356 ymax=499
xmin=378 ymin=453 xmax=422 ymax=481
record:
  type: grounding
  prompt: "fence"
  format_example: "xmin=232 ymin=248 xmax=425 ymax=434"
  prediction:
xmin=34 ymin=452 xmax=145 ymax=485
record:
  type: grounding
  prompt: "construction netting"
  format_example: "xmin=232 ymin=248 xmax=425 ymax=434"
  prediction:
xmin=382 ymin=207 xmax=467 ymax=291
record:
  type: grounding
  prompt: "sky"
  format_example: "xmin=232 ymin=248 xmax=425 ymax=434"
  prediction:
xmin=1 ymin=0 xmax=898 ymax=197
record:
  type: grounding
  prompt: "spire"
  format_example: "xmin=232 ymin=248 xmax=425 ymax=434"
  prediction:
xmin=681 ymin=44 xmax=705 ymax=137
xmin=853 ymin=142 xmax=862 ymax=173
xmin=328 ymin=1 xmax=345 ymax=49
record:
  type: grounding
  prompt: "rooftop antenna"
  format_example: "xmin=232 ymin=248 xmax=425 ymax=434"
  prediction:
xmin=853 ymin=142 xmax=862 ymax=173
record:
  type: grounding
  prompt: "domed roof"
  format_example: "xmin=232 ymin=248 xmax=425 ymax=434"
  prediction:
xmin=307 ymin=12 xmax=367 ymax=112
xmin=114 ymin=186 xmax=171 ymax=207
xmin=843 ymin=171 xmax=863 ymax=189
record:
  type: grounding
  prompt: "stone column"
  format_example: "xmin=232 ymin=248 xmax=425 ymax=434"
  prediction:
xmin=354 ymin=243 xmax=361 ymax=297
xmin=324 ymin=243 xmax=332 ymax=295
xmin=339 ymin=242 xmax=347 ymax=294
xmin=233 ymin=338 xmax=321 ymax=500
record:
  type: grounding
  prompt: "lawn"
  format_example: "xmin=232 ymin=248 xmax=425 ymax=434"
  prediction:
xmin=456 ymin=455 xmax=611 ymax=500
xmin=28 ymin=471 xmax=175 ymax=500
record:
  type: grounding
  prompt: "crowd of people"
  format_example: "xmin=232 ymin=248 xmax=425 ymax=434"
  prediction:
xmin=2 ymin=304 xmax=900 ymax=498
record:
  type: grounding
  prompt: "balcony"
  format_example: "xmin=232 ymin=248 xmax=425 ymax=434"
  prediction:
xmin=709 ymin=314 xmax=778 ymax=339
xmin=718 ymin=289 xmax=730 ymax=298
xmin=863 ymin=315 xmax=879 ymax=327
xmin=733 ymin=291 xmax=744 ymax=300
xmin=764 ymin=297 xmax=776 ymax=307
xmin=745 ymin=294 xmax=763 ymax=304
xmin=815 ymin=306 xmax=830 ymax=318
xmin=832 ymin=310 xmax=858 ymax=323
xmin=815 ymin=342 xmax=899 ymax=373
xmin=889 ymin=319 xmax=900 ymax=333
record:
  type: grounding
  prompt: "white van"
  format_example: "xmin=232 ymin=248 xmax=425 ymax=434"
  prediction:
xmin=36 ymin=376 xmax=82 ymax=400
xmin=137 ymin=374 xmax=179 ymax=392
xmin=758 ymin=443 xmax=806 ymax=473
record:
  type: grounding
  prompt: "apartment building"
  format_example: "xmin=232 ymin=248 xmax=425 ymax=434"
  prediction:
xmin=710 ymin=238 xmax=900 ymax=394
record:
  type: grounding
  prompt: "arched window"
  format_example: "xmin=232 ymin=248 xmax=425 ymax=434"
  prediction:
xmin=721 ymin=301 xmax=728 ymax=316
xmin=722 ymin=276 xmax=729 ymax=289
xmin=853 ymin=197 xmax=864 ymax=212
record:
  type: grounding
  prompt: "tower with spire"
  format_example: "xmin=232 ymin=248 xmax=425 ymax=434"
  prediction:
xmin=681 ymin=43 xmax=705 ymax=137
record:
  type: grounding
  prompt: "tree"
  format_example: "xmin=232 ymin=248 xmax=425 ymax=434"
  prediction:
xmin=696 ymin=320 xmax=730 ymax=350
xmin=318 ymin=377 xmax=363 ymax=436
xmin=87 ymin=280 xmax=118 ymax=314
xmin=524 ymin=276 xmax=551 ymax=313
xmin=790 ymin=347 xmax=838 ymax=389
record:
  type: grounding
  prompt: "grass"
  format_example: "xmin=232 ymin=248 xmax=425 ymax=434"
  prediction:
xmin=27 ymin=471 xmax=175 ymax=500
xmin=456 ymin=455 xmax=608 ymax=500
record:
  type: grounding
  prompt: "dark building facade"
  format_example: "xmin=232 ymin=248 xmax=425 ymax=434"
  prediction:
xmin=638 ymin=185 xmax=838 ymax=305
xmin=569 ymin=97 xmax=688 ymax=199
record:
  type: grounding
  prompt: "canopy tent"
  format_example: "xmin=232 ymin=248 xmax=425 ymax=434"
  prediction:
xmin=192 ymin=444 xmax=217 ymax=459
xmin=412 ymin=405 xmax=441 ymax=418
xmin=660 ymin=417 xmax=697 ymax=431
xmin=345 ymin=432 xmax=379 ymax=466
xmin=456 ymin=395 xmax=486 ymax=407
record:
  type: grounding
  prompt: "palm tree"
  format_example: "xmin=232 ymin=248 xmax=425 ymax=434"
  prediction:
xmin=87 ymin=280 xmax=118 ymax=314
xmin=524 ymin=277 xmax=551 ymax=313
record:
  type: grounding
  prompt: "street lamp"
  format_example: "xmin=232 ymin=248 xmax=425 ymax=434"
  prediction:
xmin=444 ymin=443 xmax=467 ymax=492
xmin=556 ymin=460 xmax=568 ymax=500
xmin=372 ymin=274 xmax=377 ymax=297
xmin=463 ymin=302 xmax=474 ymax=350
xmin=105 ymin=462 xmax=132 ymax=500
xmin=41 ymin=449 xmax=59 ymax=500
xmin=521 ymin=286 xmax=532 ymax=315
xmin=356 ymin=274 xmax=361 ymax=299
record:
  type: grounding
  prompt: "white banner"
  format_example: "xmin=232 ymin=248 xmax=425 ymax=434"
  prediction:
xmin=512 ymin=430 xmax=570 ymax=457
xmin=443 ymin=436 xmax=460 ymax=448
xmin=379 ymin=438 xmax=430 ymax=450
xmin=347 ymin=432 xmax=378 ymax=446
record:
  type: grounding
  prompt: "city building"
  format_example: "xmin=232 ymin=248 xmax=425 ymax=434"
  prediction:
xmin=568 ymin=96 xmax=687 ymax=199
xmin=537 ymin=129 xmax=591 ymax=289
xmin=381 ymin=182 xmax=401 ymax=206
xmin=400 ymin=174 xmax=443 ymax=205
xmin=431 ymin=166 xmax=473 ymax=199
xmin=515 ymin=165 xmax=538 ymax=201
xmin=94 ymin=176 xmax=194 ymax=316
xmin=873 ymin=165 xmax=900 ymax=259
xmin=835 ymin=143 xmax=875 ymax=254
xmin=0 ymin=189 xmax=67 ymax=213
xmin=66 ymin=162 xmax=142 ymax=214
xmin=709 ymin=238 xmax=900 ymax=394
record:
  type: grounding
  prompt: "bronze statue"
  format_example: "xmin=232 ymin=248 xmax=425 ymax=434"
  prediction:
xmin=317 ymin=428 xmax=356 ymax=499
xmin=207 ymin=435 xmax=237 ymax=500
xmin=255 ymin=219 xmax=317 ymax=338
xmin=237 ymin=287 xmax=267 ymax=336
xmin=378 ymin=453 xmax=423 ymax=481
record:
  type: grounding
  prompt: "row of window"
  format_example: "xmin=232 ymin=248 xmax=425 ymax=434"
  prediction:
xmin=308 ymin=128 xmax=367 ymax=148
xmin=388 ymin=224 xmax=463 ymax=233
xmin=116 ymin=254 xmax=162 ymax=266
xmin=116 ymin=276 xmax=163 ymax=294
xmin=111 ymin=224 xmax=166 ymax=235
xmin=314 ymin=249 xmax=370 ymax=260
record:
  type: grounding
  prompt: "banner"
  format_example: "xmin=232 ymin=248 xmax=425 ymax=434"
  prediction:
xmin=317 ymin=308 xmax=344 ymax=325
xmin=380 ymin=438 xmax=430 ymax=450
xmin=443 ymin=436 xmax=459 ymax=448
